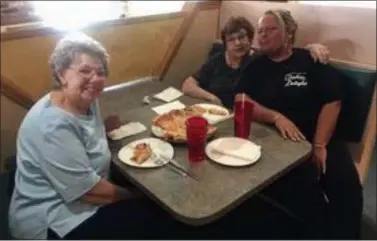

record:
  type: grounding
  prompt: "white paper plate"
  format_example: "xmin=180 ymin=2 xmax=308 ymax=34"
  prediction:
xmin=205 ymin=137 xmax=261 ymax=167
xmin=193 ymin=103 xmax=232 ymax=124
xmin=118 ymin=138 xmax=174 ymax=168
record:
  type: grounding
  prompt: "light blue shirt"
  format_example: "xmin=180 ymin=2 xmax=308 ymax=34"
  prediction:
xmin=8 ymin=93 xmax=111 ymax=239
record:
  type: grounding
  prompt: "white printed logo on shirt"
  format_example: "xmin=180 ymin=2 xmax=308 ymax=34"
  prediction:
xmin=284 ymin=72 xmax=308 ymax=87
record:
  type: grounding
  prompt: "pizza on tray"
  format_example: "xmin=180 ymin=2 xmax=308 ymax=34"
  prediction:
xmin=152 ymin=107 xmax=217 ymax=142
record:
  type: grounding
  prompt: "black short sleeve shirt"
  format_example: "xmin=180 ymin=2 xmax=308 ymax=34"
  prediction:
xmin=192 ymin=52 xmax=254 ymax=109
xmin=236 ymin=49 xmax=342 ymax=140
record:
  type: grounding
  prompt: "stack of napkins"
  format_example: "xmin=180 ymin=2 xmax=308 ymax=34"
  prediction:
xmin=152 ymin=100 xmax=186 ymax=115
xmin=154 ymin=87 xmax=183 ymax=103
xmin=107 ymin=122 xmax=147 ymax=140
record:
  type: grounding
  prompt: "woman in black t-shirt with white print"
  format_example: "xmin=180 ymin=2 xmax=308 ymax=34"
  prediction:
xmin=236 ymin=9 xmax=362 ymax=239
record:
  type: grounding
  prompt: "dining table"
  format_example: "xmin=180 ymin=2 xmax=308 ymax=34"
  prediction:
xmin=109 ymin=94 xmax=312 ymax=226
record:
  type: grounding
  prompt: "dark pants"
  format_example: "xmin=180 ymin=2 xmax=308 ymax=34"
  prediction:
xmin=261 ymin=159 xmax=328 ymax=239
xmin=321 ymin=140 xmax=363 ymax=239
xmin=48 ymin=193 xmax=298 ymax=240
xmin=48 ymin=163 xmax=299 ymax=239
xmin=261 ymin=140 xmax=363 ymax=240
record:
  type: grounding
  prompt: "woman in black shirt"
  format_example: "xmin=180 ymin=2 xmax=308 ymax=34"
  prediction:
xmin=181 ymin=16 xmax=330 ymax=110
xmin=236 ymin=9 xmax=362 ymax=239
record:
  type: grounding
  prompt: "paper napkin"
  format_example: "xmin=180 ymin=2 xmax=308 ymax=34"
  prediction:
xmin=154 ymin=87 xmax=183 ymax=103
xmin=151 ymin=100 xmax=186 ymax=115
xmin=107 ymin=122 xmax=147 ymax=141
xmin=211 ymin=141 xmax=261 ymax=162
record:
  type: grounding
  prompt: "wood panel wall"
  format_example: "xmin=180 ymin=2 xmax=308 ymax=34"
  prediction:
xmin=162 ymin=10 xmax=219 ymax=87
xmin=0 ymin=94 xmax=28 ymax=170
xmin=1 ymin=15 xmax=183 ymax=101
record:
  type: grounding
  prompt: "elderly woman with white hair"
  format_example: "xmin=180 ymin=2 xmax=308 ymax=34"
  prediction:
xmin=8 ymin=33 xmax=190 ymax=239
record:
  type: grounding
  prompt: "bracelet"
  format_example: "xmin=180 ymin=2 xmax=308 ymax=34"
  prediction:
xmin=313 ymin=143 xmax=326 ymax=149
xmin=273 ymin=113 xmax=281 ymax=123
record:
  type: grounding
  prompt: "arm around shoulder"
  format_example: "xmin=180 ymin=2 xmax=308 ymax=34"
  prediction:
xmin=304 ymin=43 xmax=330 ymax=64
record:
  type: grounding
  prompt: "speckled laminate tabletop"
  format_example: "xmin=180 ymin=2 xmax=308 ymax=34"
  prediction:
xmin=105 ymin=86 xmax=312 ymax=226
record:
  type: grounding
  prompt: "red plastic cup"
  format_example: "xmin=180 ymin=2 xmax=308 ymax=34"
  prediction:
xmin=234 ymin=98 xmax=254 ymax=139
xmin=186 ymin=116 xmax=208 ymax=163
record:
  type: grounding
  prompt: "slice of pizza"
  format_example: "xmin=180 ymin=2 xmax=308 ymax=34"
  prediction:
xmin=184 ymin=106 xmax=206 ymax=115
xmin=208 ymin=108 xmax=228 ymax=116
xmin=153 ymin=113 xmax=175 ymax=129
xmin=131 ymin=143 xmax=152 ymax=164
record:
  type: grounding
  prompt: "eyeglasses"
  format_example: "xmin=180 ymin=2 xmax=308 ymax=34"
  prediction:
xmin=257 ymin=27 xmax=279 ymax=35
xmin=68 ymin=65 xmax=107 ymax=79
xmin=226 ymin=33 xmax=249 ymax=43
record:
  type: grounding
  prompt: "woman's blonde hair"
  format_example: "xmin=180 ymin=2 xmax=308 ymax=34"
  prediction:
xmin=264 ymin=9 xmax=298 ymax=45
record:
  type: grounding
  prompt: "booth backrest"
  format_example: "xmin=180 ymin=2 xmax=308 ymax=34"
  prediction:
xmin=332 ymin=65 xmax=376 ymax=142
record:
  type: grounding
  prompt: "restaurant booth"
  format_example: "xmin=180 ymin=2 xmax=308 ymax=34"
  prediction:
xmin=1 ymin=0 xmax=375 ymax=239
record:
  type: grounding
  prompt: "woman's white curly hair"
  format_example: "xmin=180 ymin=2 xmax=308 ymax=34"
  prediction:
xmin=49 ymin=32 xmax=110 ymax=89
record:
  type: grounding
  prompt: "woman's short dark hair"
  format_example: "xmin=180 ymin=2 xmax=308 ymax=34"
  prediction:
xmin=221 ymin=16 xmax=255 ymax=46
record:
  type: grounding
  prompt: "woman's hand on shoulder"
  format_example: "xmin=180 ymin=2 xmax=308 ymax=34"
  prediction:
xmin=274 ymin=114 xmax=306 ymax=142
xmin=306 ymin=43 xmax=330 ymax=64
